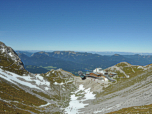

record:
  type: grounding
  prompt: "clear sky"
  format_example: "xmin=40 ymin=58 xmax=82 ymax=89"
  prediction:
xmin=0 ymin=0 xmax=152 ymax=52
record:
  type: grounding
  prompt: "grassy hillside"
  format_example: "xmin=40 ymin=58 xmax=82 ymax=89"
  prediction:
xmin=91 ymin=62 xmax=152 ymax=113
xmin=0 ymin=78 xmax=47 ymax=114
xmin=0 ymin=41 xmax=77 ymax=113
xmin=0 ymin=68 xmax=76 ymax=113
xmin=96 ymin=62 xmax=152 ymax=96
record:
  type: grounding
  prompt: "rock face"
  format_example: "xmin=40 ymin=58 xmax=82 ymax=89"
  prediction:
xmin=0 ymin=41 xmax=77 ymax=113
xmin=0 ymin=41 xmax=24 ymax=70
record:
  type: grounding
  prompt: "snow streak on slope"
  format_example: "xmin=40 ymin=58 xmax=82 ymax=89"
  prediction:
xmin=0 ymin=68 xmax=50 ymax=92
xmin=63 ymin=84 xmax=96 ymax=114
xmin=0 ymin=47 xmax=5 ymax=53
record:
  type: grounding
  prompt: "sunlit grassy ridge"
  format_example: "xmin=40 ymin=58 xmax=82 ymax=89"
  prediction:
xmin=91 ymin=62 xmax=152 ymax=113
xmin=95 ymin=62 xmax=152 ymax=101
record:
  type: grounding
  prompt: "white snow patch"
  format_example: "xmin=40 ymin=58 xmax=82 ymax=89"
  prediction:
xmin=8 ymin=52 xmax=13 ymax=57
xmin=126 ymin=75 xmax=130 ymax=78
xmin=35 ymin=74 xmax=44 ymax=81
xmin=132 ymin=68 xmax=135 ymax=73
xmin=62 ymin=88 xmax=65 ymax=91
xmin=0 ymin=48 xmax=5 ymax=53
xmin=63 ymin=84 xmax=96 ymax=114
xmin=45 ymin=87 xmax=49 ymax=91
xmin=138 ymin=66 xmax=143 ymax=69
xmin=0 ymin=68 xmax=50 ymax=91
xmin=54 ymin=82 xmax=64 ymax=85
xmin=104 ymin=78 xmax=108 ymax=82
xmin=66 ymin=80 xmax=73 ymax=83
xmin=39 ymin=102 xmax=51 ymax=107
xmin=46 ymin=72 xmax=50 ymax=77
xmin=84 ymin=88 xmax=96 ymax=100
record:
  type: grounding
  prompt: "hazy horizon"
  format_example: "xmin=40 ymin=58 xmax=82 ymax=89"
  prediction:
xmin=15 ymin=49 xmax=152 ymax=55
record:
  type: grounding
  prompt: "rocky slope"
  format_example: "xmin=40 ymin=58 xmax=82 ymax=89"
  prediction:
xmin=0 ymin=41 xmax=24 ymax=71
xmin=65 ymin=62 xmax=152 ymax=113
xmin=0 ymin=67 xmax=77 ymax=113
xmin=79 ymin=62 xmax=152 ymax=113
xmin=0 ymin=42 xmax=77 ymax=113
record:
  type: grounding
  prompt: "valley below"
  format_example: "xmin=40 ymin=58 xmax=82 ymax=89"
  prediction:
xmin=16 ymin=50 xmax=152 ymax=76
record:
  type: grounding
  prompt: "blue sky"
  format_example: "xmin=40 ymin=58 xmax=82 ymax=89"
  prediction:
xmin=0 ymin=0 xmax=152 ymax=52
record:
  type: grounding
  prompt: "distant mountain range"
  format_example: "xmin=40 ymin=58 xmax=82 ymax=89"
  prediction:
xmin=16 ymin=51 xmax=152 ymax=75
xmin=16 ymin=50 xmax=152 ymax=55
xmin=88 ymin=51 xmax=152 ymax=55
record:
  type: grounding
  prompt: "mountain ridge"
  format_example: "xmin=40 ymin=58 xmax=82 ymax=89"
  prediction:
xmin=17 ymin=50 xmax=152 ymax=75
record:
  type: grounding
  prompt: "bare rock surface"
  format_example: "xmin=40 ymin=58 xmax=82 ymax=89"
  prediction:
xmin=76 ymin=67 xmax=152 ymax=114
xmin=0 ymin=41 xmax=24 ymax=70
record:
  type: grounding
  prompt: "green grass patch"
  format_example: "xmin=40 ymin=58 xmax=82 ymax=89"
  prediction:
xmin=0 ymin=78 xmax=47 ymax=113
xmin=0 ymin=100 xmax=31 ymax=114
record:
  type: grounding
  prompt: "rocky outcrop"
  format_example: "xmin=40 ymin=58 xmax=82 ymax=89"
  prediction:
xmin=0 ymin=41 xmax=24 ymax=70
xmin=0 ymin=41 xmax=77 ymax=113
